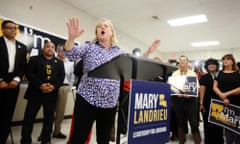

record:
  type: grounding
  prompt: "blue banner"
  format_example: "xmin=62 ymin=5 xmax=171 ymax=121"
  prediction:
xmin=127 ymin=80 xmax=171 ymax=144
xmin=0 ymin=16 xmax=70 ymax=56
xmin=209 ymin=99 xmax=240 ymax=135
xmin=168 ymin=76 xmax=198 ymax=97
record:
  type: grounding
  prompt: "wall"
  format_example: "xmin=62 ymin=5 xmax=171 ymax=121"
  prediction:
xmin=1 ymin=0 xmax=239 ymax=61
xmin=160 ymin=48 xmax=240 ymax=63
xmin=13 ymin=84 xmax=75 ymax=121
xmin=0 ymin=0 xmax=148 ymax=53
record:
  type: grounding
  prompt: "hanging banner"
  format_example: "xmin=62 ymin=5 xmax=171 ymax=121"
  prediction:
xmin=0 ymin=16 xmax=79 ymax=58
xmin=209 ymin=99 xmax=240 ymax=135
xmin=168 ymin=76 xmax=198 ymax=97
xmin=0 ymin=16 xmax=79 ymax=81
xmin=127 ymin=80 xmax=171 ymax=144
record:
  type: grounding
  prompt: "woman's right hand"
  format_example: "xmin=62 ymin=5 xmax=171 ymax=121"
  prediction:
xmin=65 ymin=17 xmax=85 ymax=51
xmin=67 ymin=17 xmax=85 ymax=39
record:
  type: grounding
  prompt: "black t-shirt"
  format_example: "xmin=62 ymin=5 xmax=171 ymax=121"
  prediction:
xmin=42 ymin=58 xmax=54 ymax=82
xmin=215 ymin=70 xmax=240 ymax=106
xmin=200 ymin=73 xmax=220 ymax=110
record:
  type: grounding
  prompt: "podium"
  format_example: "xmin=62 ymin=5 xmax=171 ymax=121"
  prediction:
xmin=88 ymin=53 xmax=177 ymax=144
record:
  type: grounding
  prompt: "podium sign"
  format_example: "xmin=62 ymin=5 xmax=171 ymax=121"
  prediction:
xmin=88 ymin=54 xmax=177 ymax=144
xmin=127 ymin=80 xmax=170 ymax=144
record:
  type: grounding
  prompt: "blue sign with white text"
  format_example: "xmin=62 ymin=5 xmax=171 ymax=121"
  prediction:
xmin=168 ymin=76 xmax=198 ymax=97
xmin=127 ymin=80 xmax=171 ymax=144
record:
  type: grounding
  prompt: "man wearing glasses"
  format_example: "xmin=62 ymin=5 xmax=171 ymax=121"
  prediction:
xmin=0 ymin=20 xmax=27 ymax=143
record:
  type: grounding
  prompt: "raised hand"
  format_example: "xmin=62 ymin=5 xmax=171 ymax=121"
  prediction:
xmin=143 ymin=39 xmax=161 ymax=57
xmin=149 ymin=39 xmax=161 ymax=53
xmin=67 ymin=17 xmax=85 ymax=39
xmin=65 ymin=17 xmax=85 ymax=51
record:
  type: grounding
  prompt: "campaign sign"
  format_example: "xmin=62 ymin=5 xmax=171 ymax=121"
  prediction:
xmin=209 ymin=99 xmax=240 ymax=135
xmin=168 ymin=76 xmax=198 ymax=97
xmin=127 ymin=80 xmax=170 ymax=144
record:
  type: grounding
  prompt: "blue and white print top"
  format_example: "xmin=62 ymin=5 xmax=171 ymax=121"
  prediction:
xmin=65 ymin=41 xmax=124 ymax=108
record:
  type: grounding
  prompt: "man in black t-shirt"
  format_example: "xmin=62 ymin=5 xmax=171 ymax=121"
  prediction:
xmin=20 ymin=42 xmax=65 ymax=144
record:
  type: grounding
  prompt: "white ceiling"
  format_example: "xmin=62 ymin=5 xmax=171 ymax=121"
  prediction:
xmin=61 ymin=0 xmax=240 ymax=53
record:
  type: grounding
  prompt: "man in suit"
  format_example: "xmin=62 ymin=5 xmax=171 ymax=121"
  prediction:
xmin=0 ymin=20 xmax=27 ymax=144
xmin=20 ymin=41 xmax=65 ymax=144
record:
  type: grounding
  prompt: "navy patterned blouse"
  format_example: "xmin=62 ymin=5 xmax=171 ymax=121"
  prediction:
xmin=65 ymin=41 xmax=124 ymax=108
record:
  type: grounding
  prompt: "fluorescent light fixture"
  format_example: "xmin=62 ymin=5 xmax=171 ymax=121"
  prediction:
xmin=191 ymin=41 xmax=220 ymax=47
xmin=167 ymin=14 xmax=208 ymax=26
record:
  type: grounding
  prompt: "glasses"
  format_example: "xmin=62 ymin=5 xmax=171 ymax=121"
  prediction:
xmin=4 ymin=26 xmax=18 ymax=30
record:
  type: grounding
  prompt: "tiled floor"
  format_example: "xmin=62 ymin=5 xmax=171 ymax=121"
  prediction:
xmin=7 ymin=118 xmax=204 ymax=144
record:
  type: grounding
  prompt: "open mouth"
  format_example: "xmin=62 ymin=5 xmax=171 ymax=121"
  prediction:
xmin=101 ymin=31 xmax=105 ymax=35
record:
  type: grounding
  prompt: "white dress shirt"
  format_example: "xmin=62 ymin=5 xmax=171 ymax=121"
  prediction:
xmin=63 ymin=58 xmax=75 ymax=88
xmin=4 ymin=36 xmax=16 ymax=73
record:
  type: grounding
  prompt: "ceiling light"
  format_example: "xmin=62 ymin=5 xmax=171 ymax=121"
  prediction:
xmin=191 ymin=41 xmax=220 ymax=47
xmin=167 ymin=14 xmax=208 ymax=26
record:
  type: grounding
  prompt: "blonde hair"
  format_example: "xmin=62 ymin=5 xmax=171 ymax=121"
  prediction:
xmin=153 ymin=56 xmax=162 ymax=62
xmin=93 ymin=18 xmax=118 ymax=45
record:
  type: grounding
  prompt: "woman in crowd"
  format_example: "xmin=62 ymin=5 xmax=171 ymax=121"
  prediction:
xmin=199 ymin=58 xmax=224 ymax=144
xmin=170 ymin=55 xmax=201 ymax=144
xmin=213 ymin=54 xmax=240 ymax=144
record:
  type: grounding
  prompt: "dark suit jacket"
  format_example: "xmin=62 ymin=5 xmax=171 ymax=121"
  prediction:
xmin=24 ymin=55 xmax=65 ymax=101
xmin=0 ymin=36 xmax=27 ymax=82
